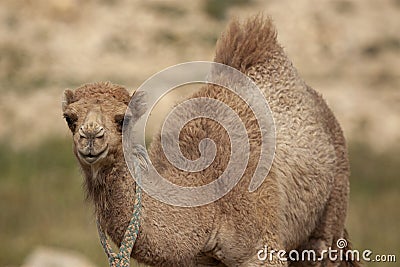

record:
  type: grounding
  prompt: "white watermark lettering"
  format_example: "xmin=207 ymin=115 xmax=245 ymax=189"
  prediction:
xmin=257 ymin=239 xmax=397 ymax=264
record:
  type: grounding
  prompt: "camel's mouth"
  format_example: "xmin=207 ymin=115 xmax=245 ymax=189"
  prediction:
xmin=78 ymin=145 xmax=109 ymax=165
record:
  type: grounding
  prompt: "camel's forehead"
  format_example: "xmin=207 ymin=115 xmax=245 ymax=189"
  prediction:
xmin=73 ymin=82 xmax=131 ymax=104
xmin=69 ymin=96 xmax=127 ymax=115
xmin=63 ymin=82 xmax=134 ymax=120
xmin=80 ymin=94 xmax=122 ymax=103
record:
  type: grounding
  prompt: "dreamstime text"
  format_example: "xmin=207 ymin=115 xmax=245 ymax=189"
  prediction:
xmin=257 ymin=239 xmax=396 ymax=264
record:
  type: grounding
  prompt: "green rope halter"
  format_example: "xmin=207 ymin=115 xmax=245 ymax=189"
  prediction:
xmin=96 ymin=145 xmax=148 ymax=267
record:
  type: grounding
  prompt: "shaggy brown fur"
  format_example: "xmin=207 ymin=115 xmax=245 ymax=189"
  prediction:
xmin=62 ymin=16 xmax=360 ymax=266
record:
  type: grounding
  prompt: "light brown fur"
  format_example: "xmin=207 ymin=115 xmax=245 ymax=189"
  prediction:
xmin=62 ymin=16 xmax=359 ymax=266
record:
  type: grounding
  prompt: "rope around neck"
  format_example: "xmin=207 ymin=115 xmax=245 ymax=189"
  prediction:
xmin=96 ymin=145 xmax=148 ymax=267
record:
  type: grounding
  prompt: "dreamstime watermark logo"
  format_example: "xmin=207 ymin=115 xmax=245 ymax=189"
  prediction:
xmin=257 ymin=238 xmax=397 ymax=264
xmin=122 ymin=61 xmax=276 ymax=207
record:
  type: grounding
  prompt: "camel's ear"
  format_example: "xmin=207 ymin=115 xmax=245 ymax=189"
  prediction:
xmin=129 ymin=90 xmax=147 ymax=123
xmin=62 ymin=89 xmax=75 ymax=112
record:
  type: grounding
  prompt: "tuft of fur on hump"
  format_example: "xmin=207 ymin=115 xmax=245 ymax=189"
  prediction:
xmin=214 ymin=15 xmax=281 ymax=72
xmin=73 ymin=81 xmax=131 ymax=104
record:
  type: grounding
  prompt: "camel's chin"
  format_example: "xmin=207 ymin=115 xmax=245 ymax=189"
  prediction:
xmin=78 ymin=147 xmax=109 ymax=165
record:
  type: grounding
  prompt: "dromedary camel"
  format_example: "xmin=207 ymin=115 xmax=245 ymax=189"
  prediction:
xmin=62 ymin=17 xmax=359 ymax=266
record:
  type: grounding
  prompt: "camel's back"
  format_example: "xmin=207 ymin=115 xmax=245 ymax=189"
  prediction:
xmin=214 ymin=16 xmax=348 ymax=180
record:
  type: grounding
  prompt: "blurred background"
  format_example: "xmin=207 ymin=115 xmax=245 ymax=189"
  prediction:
xmin=0 ymin=0 xmax=399 ymax=266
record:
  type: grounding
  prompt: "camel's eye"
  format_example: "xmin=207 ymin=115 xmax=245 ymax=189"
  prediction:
xmin=63 ymin=113 xmax=77 ymax=132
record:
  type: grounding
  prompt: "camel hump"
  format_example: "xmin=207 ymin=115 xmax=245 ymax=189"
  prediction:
xmin=214 ymin=15 xmax=281 ymax=72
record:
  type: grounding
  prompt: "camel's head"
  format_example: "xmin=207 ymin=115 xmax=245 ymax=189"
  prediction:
xmin=62 ymin=82 xmax=146 ymax=168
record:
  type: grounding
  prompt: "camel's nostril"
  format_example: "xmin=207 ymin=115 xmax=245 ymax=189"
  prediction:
xmin=79 ymin=126 xmax=87 ymax=138
xmin=95 ymin=127 xmax=105 ymax=139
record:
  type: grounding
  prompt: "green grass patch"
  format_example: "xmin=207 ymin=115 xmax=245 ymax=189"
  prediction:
xmin=203 ymin=0 xmax=253 ymax=20
xmin=146 ymin=3 xmax=186 ymax=17
xmin=349 ymin=142 xmax=400 ymax=195
xmin=347 ymin=142 xmax=400 ymax=266
xmin=0 ymin=138 xmax=108 ymax=266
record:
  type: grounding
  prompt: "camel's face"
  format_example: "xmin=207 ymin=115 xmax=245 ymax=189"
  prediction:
xmin=64 ymin=97 xmax=128 ymax=166
xmin=62 ymin=87 xmax=134 ymax=169
xmin=62 ymin=83 xmax=146 ymax=169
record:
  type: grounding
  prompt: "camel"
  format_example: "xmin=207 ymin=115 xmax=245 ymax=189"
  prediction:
xmin=62 ymin=17 xmax=359 ymax=266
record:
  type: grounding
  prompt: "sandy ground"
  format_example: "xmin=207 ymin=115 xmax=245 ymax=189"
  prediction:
xmin=0 ymin=0 xmax=399 ymax=151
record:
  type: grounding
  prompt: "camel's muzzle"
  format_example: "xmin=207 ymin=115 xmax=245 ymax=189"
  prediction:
xmin=77 ymin=122 xmax=109 ymax=165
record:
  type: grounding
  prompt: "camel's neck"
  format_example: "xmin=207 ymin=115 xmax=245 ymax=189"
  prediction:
xmin=83 ymin=161 xmax=136 ymax=247
xmin=80 ymin=144 xmax=216 ymax=266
